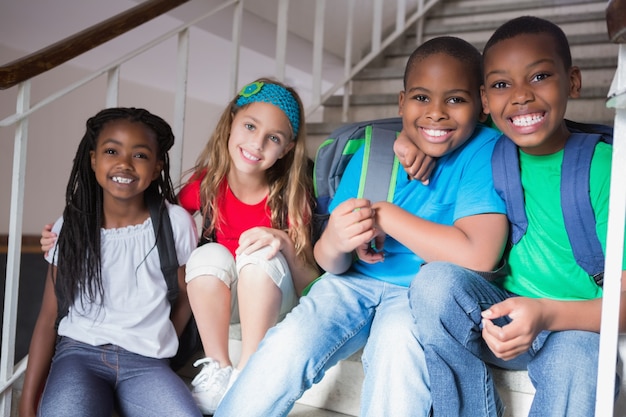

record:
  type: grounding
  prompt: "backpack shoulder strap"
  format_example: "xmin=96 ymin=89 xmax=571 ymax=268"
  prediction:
xmin=492 ymin=124 xmax=611 ymax=284
xmin=313 ymin=118 xmax=402 ymax=210
xmin=561 ymin=132 xmax=605 ymax=280
xmin=147 ymin=194 xmax=180 ymax=306
xmin=491 ymin=134 xmax=527 ymax=244
xmin=312 ymin=117 xmax=402 ymax=242
xmin=359 ymin=125 xmax=400 ymax=203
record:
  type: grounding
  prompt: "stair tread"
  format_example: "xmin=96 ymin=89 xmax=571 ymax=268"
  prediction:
xmin=357 ymin=57 xmax=617 ymax=81
xmin=290 ymin=403 xmax=354 ymax=417
xmin=428 ymin=0 xmax=605 ymax=18
xmin=423 ymin=11 xmax=607 ymax=35
xmin=387 ymin=33 xmax=613 ymax=57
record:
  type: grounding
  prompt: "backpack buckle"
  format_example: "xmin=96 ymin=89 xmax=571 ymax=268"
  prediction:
xmin=593 ymin=272 xmax=604 ymax=287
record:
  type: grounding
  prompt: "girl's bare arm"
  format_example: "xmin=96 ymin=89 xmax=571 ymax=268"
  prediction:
xmin=170 ymin=266 xmax=193 ymax=336
xmin=19 ymin=266 xmax=58 ymax=417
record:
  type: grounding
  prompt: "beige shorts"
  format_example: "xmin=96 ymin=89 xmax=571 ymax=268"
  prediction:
xmin=185 ymin=242 xmax=297 ymax=321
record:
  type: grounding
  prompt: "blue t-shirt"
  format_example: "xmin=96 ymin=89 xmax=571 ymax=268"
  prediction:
xmin=329 ymin=124 xmax=506 ymax=287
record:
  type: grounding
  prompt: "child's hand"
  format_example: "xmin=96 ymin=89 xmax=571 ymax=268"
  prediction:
xmin=325 ymin=198 xmax=377 ymax=254
xmin=355 ymin=232 xmax=385 ymax=264
xmin=394 ymin=130 xmax=436 ymax=185
xmin=236 ymin=227 xmax=287 ymax=259
xmin=40 ymin=223 xmax=57 ymax=257
xmin=480 ymin=297 xmax=545 ymax=361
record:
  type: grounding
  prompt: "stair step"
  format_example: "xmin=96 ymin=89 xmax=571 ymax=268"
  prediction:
xmin=290 ymin=404 xmax=353 ymax=417
xmin=429 ymin=0 xmax=603 ymax=18
xmin=356 ymin=57 xmax=618 ymax=81
xmin=423 ymin=8 xmax=607 ymax=37
xmin=324 ymin=85 xmax=613 ymax=107
xmin=221 ymin=327 xmax=626 ymax=417
xmin=387 ymin=32 xmax=613 ymax=58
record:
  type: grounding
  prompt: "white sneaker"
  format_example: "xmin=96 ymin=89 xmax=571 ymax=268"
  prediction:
xmin=190 ymin=357 xmax=233 ymax=415
xmin=226 ymin=368 xmax=240 ymax=391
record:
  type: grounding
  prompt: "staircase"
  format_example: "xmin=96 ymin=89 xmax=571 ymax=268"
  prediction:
xmin=294 ymin=1 xmax=624 ymax=416
xmin=306 ymin=0 xmax=617 ymax=154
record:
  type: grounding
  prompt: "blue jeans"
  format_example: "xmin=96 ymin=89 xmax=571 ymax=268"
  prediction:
xmin=38 ymin=337 xmax=201 ymax=417
xmin=215 ymin=271 xmax=431 ymax=417
xmin=409 ymin=261 xmax=614 ymax=417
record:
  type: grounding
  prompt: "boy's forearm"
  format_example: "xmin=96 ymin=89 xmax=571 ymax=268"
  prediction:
xmin=373 ymin=202 xmax=507 ymax=271
xmin=531 ymin=272 xmax=626 ymax=333
xmin=314 ymin=233 xmax=352 ymax=275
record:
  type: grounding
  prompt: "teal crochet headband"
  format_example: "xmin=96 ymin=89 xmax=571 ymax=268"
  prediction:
xmin=236 ymin=81 xmax=301 ymax=137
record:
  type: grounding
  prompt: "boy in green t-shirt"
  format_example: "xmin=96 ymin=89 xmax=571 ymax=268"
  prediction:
xmin=399 ymin=16 xmax=625 ymax=416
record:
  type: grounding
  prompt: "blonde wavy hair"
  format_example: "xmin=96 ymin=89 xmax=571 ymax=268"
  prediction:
xmin=189 ymin=77 xmax=314 ymax=265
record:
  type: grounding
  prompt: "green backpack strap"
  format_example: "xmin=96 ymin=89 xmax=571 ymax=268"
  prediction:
xmin=358 ymin=125 xmax=400 ymax=203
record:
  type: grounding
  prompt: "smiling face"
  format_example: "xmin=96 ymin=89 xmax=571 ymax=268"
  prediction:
xmin=481 ymin=33 xmax=581 ymax=155
xmin=90 ymin=120 xmax=162 ymax=205
xmin=398 ymin=52 xmax=482 ymax=158
xmin=227 ymin=101 xmax=295 ymax=179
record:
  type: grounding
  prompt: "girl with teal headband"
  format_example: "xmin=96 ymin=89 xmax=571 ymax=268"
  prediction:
xmin=177 ymin=77 xmax=320 ymax=414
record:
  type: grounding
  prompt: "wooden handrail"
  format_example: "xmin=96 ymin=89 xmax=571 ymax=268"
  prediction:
xmin=607 ymin=0 xmax=626 ymax=43
xmin=0 ymin=0 xmax=189 ymax=90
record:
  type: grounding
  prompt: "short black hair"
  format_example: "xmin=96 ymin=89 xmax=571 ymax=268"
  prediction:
xmin=403 ymin=36 xmax=482 ymax=90
xmin=483 ymin=16 xmax=572 ymax=69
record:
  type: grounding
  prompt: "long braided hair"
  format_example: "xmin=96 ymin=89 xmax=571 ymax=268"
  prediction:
xmin=54 ymin=107 xmax=176 ymax=317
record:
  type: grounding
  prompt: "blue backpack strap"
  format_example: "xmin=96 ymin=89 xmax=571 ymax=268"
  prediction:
xmin=359 ymin=125 xmax=400 ymax=203
xmin=561 ymin=133 xmax=605 ymax=280
xmin=491 ymin=134 xmax=527 ymax=244
xmin=492 ymin=124 xmax=611 ymax=285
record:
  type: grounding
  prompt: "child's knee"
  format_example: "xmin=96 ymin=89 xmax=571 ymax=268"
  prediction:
xmin=185 ymin=242 xmax=236 ymax=285
xmin=236 ymin=247 xmax=289 ymax=287
xmin=410 ymin=262 xmax=464 ymax=303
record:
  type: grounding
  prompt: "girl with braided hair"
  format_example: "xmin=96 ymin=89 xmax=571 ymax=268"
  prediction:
xmin=20 ymin=107 xmax=201 ymax=417
xmin=176 ymin=77 xmax=320 ymax=414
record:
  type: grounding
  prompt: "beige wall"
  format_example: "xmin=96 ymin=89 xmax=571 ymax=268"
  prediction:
xmin=0 ymin=45 xmax=223 ymax=235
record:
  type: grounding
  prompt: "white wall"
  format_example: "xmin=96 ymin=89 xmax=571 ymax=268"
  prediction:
xmin=0 ymin=0 xmax=347 ymax=236
xmin=0 ymin=43 xmax=223 ymax=235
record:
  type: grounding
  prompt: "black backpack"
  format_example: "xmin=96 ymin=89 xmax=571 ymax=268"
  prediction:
xmin=147 ymin=194 xmax=201 ymax=370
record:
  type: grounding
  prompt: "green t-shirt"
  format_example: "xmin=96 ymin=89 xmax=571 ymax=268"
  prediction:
xmin=499 ymin=142 xmax=624 ymax=300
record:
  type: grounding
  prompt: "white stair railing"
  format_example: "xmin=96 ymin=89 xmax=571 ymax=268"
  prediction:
xmin=596 ymin=44 xmax=626 ymax=417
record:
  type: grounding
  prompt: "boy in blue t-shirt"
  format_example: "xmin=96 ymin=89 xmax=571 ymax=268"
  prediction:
xmin=401 ymin=16 xmax=626 ymax=416
xmin=215 ymin=36 xmax=507 ymax=417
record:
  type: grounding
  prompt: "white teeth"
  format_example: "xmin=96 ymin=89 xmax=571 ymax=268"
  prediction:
xmin=423 ymin=128 xmax=448 ymax=137
xmin=511 ymin=114 xmax=543 ymax=127
xmin=242 ymin=149 xmax=260 ymax=161
xmin=112 ymin=176 xmax=132 ymax=184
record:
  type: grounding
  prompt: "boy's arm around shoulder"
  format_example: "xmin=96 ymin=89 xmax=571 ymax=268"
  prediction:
xmin=19 ymin=266 xmax=59 ymax=417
